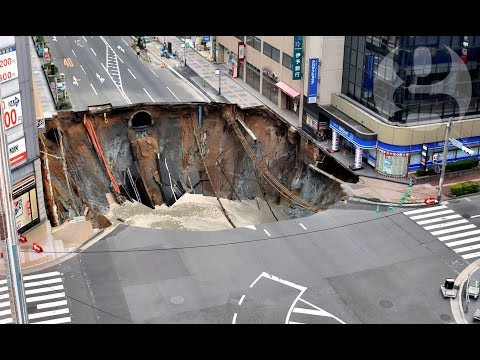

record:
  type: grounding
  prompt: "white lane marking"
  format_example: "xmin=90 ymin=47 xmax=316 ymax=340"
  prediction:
xmin=404 ymin=205 xmax=446 ymax=216
xmin=238 ymin=295 xmax=245 ymax=306
xmin=72 ymin=49 xmax=77 ymax=57
xmin=288 ymin=321 xmax=305 ymax=324
xmin=264 ymin=229 xmax=271 ymax=237
xmin=299 ymin=223 xmax=307 ymax=230
xmin=232 ymin=313 xmax=237 ymax=324
xmin=439 ymin=229 xmax=480 ymax=241
xmin=143 ymin=88 xmax=155 ymax=102
xmin=90 ymin=83 xmax=98 ymax=95
xmin=0 ymin=286 xmax=8 ymax=292
xmin=24 ymin=278 xmax=62 ymax=288
xmin=25 ymin=284 xmax=64 ymax=295
xmin=166 ymin=86 xmax=181 ymax=101
xmin=297 ymin=298 xmax=346 ymax=324
xmin=424 ymin=219 xmax=470 ymax=231
xmin=150 ymin=68 xmax=159 ymax=78
xmin=463 ymin=251 xmax=480 ymax=259
xmin=0 ymin=294 xmax=10 ymax=300
xmin=23 ymin=271 xmax=61 ymax=281
xmin=37 ymin=300 xmax=68 ymax=309
xmin=431 ymin=224 xmax=476 ymax=236
xmin=127 ymin=68 xmax=136 ymax=79
xmin=465 ymin=198 xmax=472 ymax=202
xmin=90 ymin=48 xmax=97 ymax=56
xmin=26 ymin=292 xmax=65 ymax=303
xmin=0 ymin=309 xmax=12 ymax=317
xmin=117 ymin=55 xmax=124 ymax=64
xmin=410 ymin=210 xmax=454 ymax=220
xmin=454 ymin=243 xmax=480 ymax=253
xmin=249 ymin=272 xmax=307 ymax=291
xmin=416 ymin=214 xmax=462 ymax=225
xmin=293 ymin=307 xmax=333 ymax=317
xmin=32 ymin=316 xmax=72 ymax=324
xmin=0 ymin=279 xmax=7 ymax=285
xmin=445 ymin=236 xmax=480 ymax=247
xmin=122 ymin=38 xmax=129 ymax=46
xmin=28 ymin=308 xmax=69 ymax=320
xmin=80 ymin=65 xmax=86 ymax=74
xmin=101 ymin=62 xmax=131 ymax=104
xmin=0 ymin=301 xmax=10 ymax=308
xmin=0 ymin=318 xmax=12 ymax=324
xmin=82 ymin=36 xmax=87 ymax=42
xmin=242 ymin=225 xmax=256 ymax=230
xmin=471 ymin=215 xmax=480 ymax=219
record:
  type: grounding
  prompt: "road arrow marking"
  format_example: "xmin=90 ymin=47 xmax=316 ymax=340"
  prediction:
xmin=52 ymin=36 xmax=57 ymax=42
xmin=96 ymin=73 xmax=105 ymax=83
xmin=117 ymin=45 xmax=125 ymax=53
xmin=72 ymin=76 xmax=80 ymax=86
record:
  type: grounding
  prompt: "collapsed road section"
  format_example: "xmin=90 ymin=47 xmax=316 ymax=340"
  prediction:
xmin=38 ymin=103 xmax=358 ymax=231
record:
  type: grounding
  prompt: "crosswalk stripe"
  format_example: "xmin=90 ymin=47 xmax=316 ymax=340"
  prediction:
xmin=404 ymin=205 xmax=446 ymax=215
xmin=423 ymin=219 xmax=469 ymax=230
xmin=410 ymin=210 xmax=454 ymax=220
xmin=0 ymin=301 xmax=11 ymax=308
xmin=0 ymin=286 xmax=9 ymax=293
xmin=23 ymin=271 xmax=61 ymax=281
xmin=25 ymin=285 xmax=64 ymax=295
xmin=416 ymin=214 xmax=462 ymax=225
xmin=32 ymin=316 xmax=71 ymax=324
xmin=0 ymin=280 xmax=7 ymax=285
xmin=0 ymin=294 xmax=10 ymax=300
xmin=288 ymin=321 xmax=304 ymax=324
xmin=0 ymin=309 xmax=12 ymax=317
xmin=445 ymin=236 xmax=480 ymax=247
xmin=26 ymin=292 xmax=65 ymax=303
xmin=453 ymin=243 xmax=480 ymax=253
xmin=24 ymin=278 xmax=62 ymax=288
xmin=462 ymin=251 xmax=480 ymax=259
xmin=439 ymin=229 xmax=480 ymax=241
xmin=28 ymin=307 xmax=69 ymax=320
xmin=0 ymin=318 xmax=13 ymax=324
xmin=37 ymin=300 xmax=68 ymax=310
xmin=292 ymin=307 xmax=331 ymax=317
xmin=430 ymin=224 xmax=476 ymax=236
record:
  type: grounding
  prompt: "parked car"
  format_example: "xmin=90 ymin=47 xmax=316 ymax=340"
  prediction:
xmin=468 ymin=280 xmax=480 ymax=299
xmin=473 ymin=307 xmax=480 ymax=321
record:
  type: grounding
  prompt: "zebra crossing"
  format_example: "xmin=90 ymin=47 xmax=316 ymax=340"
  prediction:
xmin=0 ymin=271 xmax=71 ymax=324
xmin=404 ymin=204 xmax=480 ymax=260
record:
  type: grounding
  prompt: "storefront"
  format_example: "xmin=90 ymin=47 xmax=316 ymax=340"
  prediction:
xmin=276 ymin=81 xmax=300 ymax=115
xmin=12 ymin=174 xmax=39 ymax=232
xmin=302 ymin=97 xmax=329 ymax=141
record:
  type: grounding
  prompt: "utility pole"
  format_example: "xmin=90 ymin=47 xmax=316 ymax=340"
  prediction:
xmin=437 ymin=118 xmax=452 ymax=203
xmin=0 ymin=89 xmax=28 ymax=324
xmin=184 ymin=37 xmax=187 ymax=66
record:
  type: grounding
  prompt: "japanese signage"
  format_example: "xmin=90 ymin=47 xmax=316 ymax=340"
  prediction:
xmin=2 ymin=92 xmax=23 ymax=130
xmin=238 ymin=41 xmax=245 ymax=61
xmin=292 ymin=36 xmax=303 ymax=80
xmin=0 ymin=45 xmax=18 ymax=84
xmin=420 ymin=144 xmax=428 ymax=170
xmin=36 ymin=117 xmax=45 ymax=132
xmin=376 ymin=149 xmax=409 ymax=178
xmin=307 ymin=58 xmax=319 ymax=103
xmin=8 ymin=137 xmax=27 ymax=167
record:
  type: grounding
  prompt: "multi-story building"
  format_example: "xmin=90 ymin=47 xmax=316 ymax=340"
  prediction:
xmin=217 ymin=35 xmax=480 ymax=178
xmin=0 ymin=36 xmax=46 ymax=233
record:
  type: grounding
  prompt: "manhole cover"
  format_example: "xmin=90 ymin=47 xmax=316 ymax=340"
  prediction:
xmin=440 ymin=314 xmax=451 ymax=321
xmin=462 ymin=214 xmax=471 ymax=219
xmin=379 ymin=300 xmax=393 ymax=309
xmin=170 ymin=296 xmax=184 ymax=305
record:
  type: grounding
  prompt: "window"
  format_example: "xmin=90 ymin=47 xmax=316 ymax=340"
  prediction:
xmin=262 ymin=73 xmax=278 ymax=105
xmin=234 ymin=36 xmax=245 ymax=41
xmin=282 ymin=53 xmax=292 ymax=70
xmin=263 ymin=42 xmax=280 ymax=62
xmin=246 ymin=36 xmax=261 ymax=51
xmin=246 ymin=62 xmax=260 ymax=91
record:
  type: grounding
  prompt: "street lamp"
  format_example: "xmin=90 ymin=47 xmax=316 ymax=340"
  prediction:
xmin=214 ymin=62 xmax=226 ymax=96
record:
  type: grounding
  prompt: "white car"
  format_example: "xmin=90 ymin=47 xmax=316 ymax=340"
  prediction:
xmin=473 ymin=307 xmax=480 ymax=321
xmin=468 ymin=280 xmax=479 ymax=299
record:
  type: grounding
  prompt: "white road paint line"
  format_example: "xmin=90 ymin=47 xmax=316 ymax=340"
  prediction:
xmin=299 ymin=223 xmax=307 ymax=230
xmin=242 ymin=225 xmax=256 ymax=230
xmin=23 ymin=271 xmax=61 ymax=281
xmin=445 ymin=236 xmax=480 ymax=247
xmin=232 ymin=313 xmax=237 ymax=324
xmin=297 ymin=298 xmax=346 ymax=324
xmin=0 ymin=318 xmax=12 ymax=324
xmin=0 ymin=279 xmax=7 ymax=285
xmin=28 ymin=307 xmax=69 ymax=320
xmin=0 ymin=286 xmax=8 ymax=292
xmin=24 ymin=278 xmax=62 ymax=288
xmin=463 ymin=251 xmax=480 ymax=259
xmin=80 ymin=64 xmax=86 ymax=74
xmin=465 ymin=198 xmax=472 ymax=202
xmin=117 ymin=55 xmax=124 ymax=64
xmin=25 ymin=284 xmax=64 ymax=295
xmin=404 ymin=205 xmax=447 ymax=216
xmin=416 ymin=214 xmax=462 ymax=225
xmin=37 ymin=300 xmax=68 ymax=309
xmin=0 ymin=294 xmax=10 ymax=300
xmin=90 ymin=48 xmax=97 ymax=56
xmin=438 ymin=229 xmax=480 ymax=241
xmin=0 ymin=301 xmax=10 ymax=308
xmin=72 ymin=49 xmax=77 ymax=57
xmin=143 ymin=88 xmax=155 ymax=102
xmin=431 ymin=224 xmax=476 ymax=236
xmin=32 ymin=316 xmax=71 ymax=324
xmin=454 ymin=243 xmax=480 ymax=253
xmin=423 ymin=219 xmax=469 ymax=231
xmin=166 ymin=86 xmax=181 ymax=101
xmin=442 ymin=201 xmax=449 ymax=205
xmin=0 ymin=309 xmax=12 ymax=317
xmin=288 ymin=321 xmax=305 ymax=324
xmin=127 ymin=68 xmax=136 ymax=79
xmin=249 ymin=271 xmax=307 ymax=291
xmin=410 ymin=209 xmax=454 ymax=220
xmin=238 ymin=295 xmax=245 ymax=306
xmin=122 ymin=38 xmax=129 ymax=46
xmin=82 ymin=36 xmax=87 ymax=42
xmin=90 ymin=83 xmax=98 ymax=95
xmin=471 ymin=215 xmax=480 ymax=219
xmin=293 ymin=307 xmax=333 ymax=317
xmin=150 ymin=68 xmax=159 ymax=78
xmin=264 ymin=229 xmax=271 ymax=237
xmin=26 ymin=292 xmax=65 ymax=303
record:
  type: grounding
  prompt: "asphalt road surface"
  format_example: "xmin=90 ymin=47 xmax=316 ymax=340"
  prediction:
xmin=44 ymin=36 xmax=204 ymax=110
xmin=32 ymin=200 xmax=471 ymax=324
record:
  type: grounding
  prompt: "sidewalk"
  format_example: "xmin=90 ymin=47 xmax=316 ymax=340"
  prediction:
xmin=452 ymin=259 xmax=480 ymax=324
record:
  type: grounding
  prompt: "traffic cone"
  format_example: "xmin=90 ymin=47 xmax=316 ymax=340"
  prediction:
xmin=32 ymin=242 xmax=43 ymax=253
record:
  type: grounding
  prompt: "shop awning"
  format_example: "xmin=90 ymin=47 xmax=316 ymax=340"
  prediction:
xmin=275 ymin=82 xmax=300 ymax=98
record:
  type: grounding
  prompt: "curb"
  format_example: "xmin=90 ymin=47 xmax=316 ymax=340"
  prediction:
xmin=451 ymin=259 xmax=480 ymax=324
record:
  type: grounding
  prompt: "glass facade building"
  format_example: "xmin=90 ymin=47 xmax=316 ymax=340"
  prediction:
xmin=342 ymin=36 xmax=480 ymax=123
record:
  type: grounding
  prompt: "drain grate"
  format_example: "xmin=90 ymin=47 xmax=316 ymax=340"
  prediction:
xmin=440 ymin=314 xmax=451 ymax=322
xmin=379 ymin=300 xmax=393 ymax=309
xmin=170 ymin=296 xmax=184 ymax=305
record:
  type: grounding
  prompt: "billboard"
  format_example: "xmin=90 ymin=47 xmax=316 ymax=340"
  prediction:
xmin=8 ymin=137 xmax=27 ymax=167
xmin=307 ymin=58 xmax=319 ymax=103
xmin=292 ymin=36 xmax=303 ymax=80
xmin=2 ymin=92 xmax=23 ymax=130
xmin=0 ymin=45 xmax=18 ymax=84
